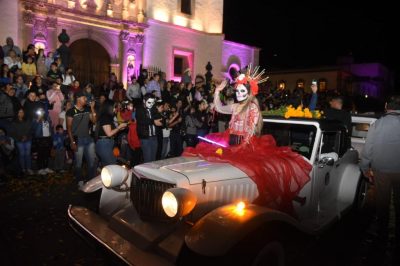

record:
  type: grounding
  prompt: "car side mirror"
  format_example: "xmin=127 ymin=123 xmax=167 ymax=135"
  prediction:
xmin=318 ymin=157 xmax=335 ymax=168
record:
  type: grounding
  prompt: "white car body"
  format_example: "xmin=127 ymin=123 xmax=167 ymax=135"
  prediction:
xmin=68 ymin=116 xmax=370 ymax=265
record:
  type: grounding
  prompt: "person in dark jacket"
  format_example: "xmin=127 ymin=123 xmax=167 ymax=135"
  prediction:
xmin=360 ymin=95 xmax=400 ymax=251
xmin=136 ymin=93 xmax=162 ymax=162
xmin=11 ymin=108 xmax=33 ymax=175
xmin=23 ymin=91 xmax=45 ymax=121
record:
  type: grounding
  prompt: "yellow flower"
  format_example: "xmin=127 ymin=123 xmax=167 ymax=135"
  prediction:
xmin=215 ymin=148 xmax=223 ymax=156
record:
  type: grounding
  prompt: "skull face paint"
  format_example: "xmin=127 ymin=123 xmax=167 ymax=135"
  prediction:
xmin=145 ymin=98 xmax=155 ymax=109
xmin=236 ymin=84 xmax=249 ymax=102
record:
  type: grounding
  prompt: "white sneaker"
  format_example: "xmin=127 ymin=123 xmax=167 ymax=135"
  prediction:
xmin=45 ymin=168 xmax=55 ymax=174
xmin=38 ymin=169 xmax=47 ymax=175
xmin=27 ymin=169 xmax=34 ymax=175
xmin=78 ymin=181 xmax=84 ymax=190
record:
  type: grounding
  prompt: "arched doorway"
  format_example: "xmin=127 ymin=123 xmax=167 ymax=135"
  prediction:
xmin=69 ymin=39 xmax=110 ymax=88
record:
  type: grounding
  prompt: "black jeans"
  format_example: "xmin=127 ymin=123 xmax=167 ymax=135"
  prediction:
xmin=374 ymin=170 xmax=400 ymax=243
xmin=32 ymin=137 xmax=52 ymax=170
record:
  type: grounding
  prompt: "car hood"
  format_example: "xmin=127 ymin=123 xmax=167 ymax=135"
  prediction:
xmin=133 ymin=156 xmax=248 ymax=185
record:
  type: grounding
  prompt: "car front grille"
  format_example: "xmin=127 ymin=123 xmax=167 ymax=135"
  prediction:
xmin=130 ymin=172 xmax=175 ymax=221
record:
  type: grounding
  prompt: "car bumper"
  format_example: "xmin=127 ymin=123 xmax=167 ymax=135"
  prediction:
xmin=67 ymin=205 xmax=174 ymax=266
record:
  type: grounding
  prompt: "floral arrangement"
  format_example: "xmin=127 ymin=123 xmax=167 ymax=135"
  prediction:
xmin=262 ymin=106 xmax=322 ymax=119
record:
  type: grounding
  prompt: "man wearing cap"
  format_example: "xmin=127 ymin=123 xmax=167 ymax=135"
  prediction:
xmin=66 ymin=90 xmax=97 ymax=189
xmin=360 ymin=95 xmax=400 ymax=251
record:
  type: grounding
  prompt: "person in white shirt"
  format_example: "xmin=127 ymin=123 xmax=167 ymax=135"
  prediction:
xmin=126 ymin=76 xmax=141 ymax=104
xmin=62 ymin=67 xmax=75 ymax=86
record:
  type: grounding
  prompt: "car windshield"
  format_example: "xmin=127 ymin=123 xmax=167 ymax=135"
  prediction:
xmin=263 ymin=122 xmax=317 ymax=159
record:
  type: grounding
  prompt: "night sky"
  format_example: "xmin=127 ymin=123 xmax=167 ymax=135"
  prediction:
xmin=223 ymin=1 xmax=399 ymax=91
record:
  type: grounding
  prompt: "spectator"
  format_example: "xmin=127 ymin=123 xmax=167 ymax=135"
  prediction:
xmin=66 ymin=90 xmax=97 ymax=188
xmin=23 ymin=91 xmax=44 ymax=121
xmin=0 ymin=64 xmax=11 ymax=85
xmin=95 ymin=100 xmax=127 ymax=166
xmin=52 ymin=124 xmax=66 ymax=172
xmin=11 ymin=108 xmax=34 ymax=175
xmin=0 ymin=127 xmax=16 ymax=182
xmin=47 ymin=62 xmax=62 ymax=83
xmin=62 ymin=67 xmax=75 ymax=87
xmin=47 ymin=82 xmax=65 ymax=129
xmin=45 ymin=51 xmax=54 ymax=70
xmin=112 ymin=83 xmax=126 ymax=103
xmin=126 ymin=76 xmax=141 ymax=105
xmin=5 ymin=84 xmax=21 ymax=116
xmin=136 ymin=93 xmax=161 ymax=162
xmin=2 ymin=37 xmax=22 ymax=57
xmin=30 ymin=75 xmax=48 ymax=96
xmin=21 ymin=56 xmax=37 ymax=78
xmin=185 ymin=106 xmax=202 ymax=147
xmin=324 ymin=95 xmax=352 ymax=148
xmin=4 ymin=50 xmax=22 ymax=72
xmin=83 ymin=83 xmax=95 ymax=105
xmin=360 ymin=95 xmax=400 ymax=249
xmin=147 ymin=74 xmax=161 ymax=98
xmin=22 ymin=44 xmax=36 ymax=63
xmin=36 ymin=48 xmax=47 ymax=77
xmin=58 ymin=101 xmax=73 ymax=131
xmin=13 ymin=75 xmax=28 ymax=103
xmin=31 ymin=108 xmax=53 ymax=175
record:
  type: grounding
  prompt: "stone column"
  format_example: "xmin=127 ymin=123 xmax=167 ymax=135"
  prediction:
xmin=119 ymin=30 xmax=130 ymax=88
xmin=134 ymin=34 xmax=145 ymax=78
xmin=46 ymin=17 xmax=58 ymax=53
xmin=22 ymin=10 xmax=35 ymax=48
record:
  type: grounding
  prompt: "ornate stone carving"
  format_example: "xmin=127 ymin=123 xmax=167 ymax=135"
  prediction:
xmin=84 ymin=0 xmax=97 ymax=13
xmin=134 ymin=34 xmax=144 ymax=44
xmin=33 ymin=19 xmax=48 ymax=40
xmin=120 ymin=30 xmax=130 ymax=42
xmin=22 ymin=10 xmax=35 ymax=25
xmin=46 ymin=17 xmax=58 ymax=29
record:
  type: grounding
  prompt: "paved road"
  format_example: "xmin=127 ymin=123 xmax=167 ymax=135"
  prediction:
xmin=0 ymin=173 xmax=398 ymax=266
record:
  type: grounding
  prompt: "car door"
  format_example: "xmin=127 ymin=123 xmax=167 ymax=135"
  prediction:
xmin=314 ymin=130 xmax=343 ymax=226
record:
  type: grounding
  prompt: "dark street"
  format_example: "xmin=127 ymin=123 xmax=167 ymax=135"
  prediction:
xmin=0 ymin=173 xmax=398 ymax=266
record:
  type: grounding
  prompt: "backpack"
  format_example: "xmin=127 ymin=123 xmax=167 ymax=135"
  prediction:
xmin=0 ymin=91 xmax=14 ymax=119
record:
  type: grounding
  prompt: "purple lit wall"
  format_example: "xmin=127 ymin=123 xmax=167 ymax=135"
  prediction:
xmin=222 ymin=40 xmax=260 ymax=80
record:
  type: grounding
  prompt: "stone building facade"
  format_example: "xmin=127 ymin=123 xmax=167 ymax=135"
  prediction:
xmin=0 ymin=0 xmax=260 ymax=87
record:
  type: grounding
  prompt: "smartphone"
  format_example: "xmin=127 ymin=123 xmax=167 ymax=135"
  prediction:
xmin=312 ymin=80 xmax=317 ymax=85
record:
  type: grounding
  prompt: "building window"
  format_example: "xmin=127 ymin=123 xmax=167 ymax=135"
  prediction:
xmin=174 ymin=56 xmax=185 ymax=76
xmin=319 ymin=79 xmax=327 ymax=92
xmin=180 ymin=0 xmax=192 ymax=15
xmin=172 ymin=48 xmax=193 ymax=81
xmin=127 ymin=54 xmax=136 ymax=84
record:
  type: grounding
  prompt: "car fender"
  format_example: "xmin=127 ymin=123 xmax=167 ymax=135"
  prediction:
xmin=99 ymin=174 xmax=132 ymax=216
xmin=337 ymin=164 xmax=362 ymax=212
xmin=81 ymin=175 xmax=103 ymax=193
xmin=185 ymin=203 xmax=304 ymax=257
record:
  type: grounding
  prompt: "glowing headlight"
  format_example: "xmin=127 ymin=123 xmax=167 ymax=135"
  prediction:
xmin=101 ymin=165 xmax=128 ymax=188
xmin=161 ymin=188 xmax=197 ymax=218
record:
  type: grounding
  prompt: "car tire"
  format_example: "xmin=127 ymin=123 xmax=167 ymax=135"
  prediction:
xmin=354 ymin=176 xmax=369 ymax=213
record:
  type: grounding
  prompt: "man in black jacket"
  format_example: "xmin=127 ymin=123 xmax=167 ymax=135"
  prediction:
xmin=136 ymin=93 xmax=162 ymax=162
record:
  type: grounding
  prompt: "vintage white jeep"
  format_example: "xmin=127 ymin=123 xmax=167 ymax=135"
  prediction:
xmin=68 ymin=116 xmax=371 ymax=266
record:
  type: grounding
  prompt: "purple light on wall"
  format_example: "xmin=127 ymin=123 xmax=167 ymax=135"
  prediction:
xmin=222 ymin=40 xmax=257 ymax=78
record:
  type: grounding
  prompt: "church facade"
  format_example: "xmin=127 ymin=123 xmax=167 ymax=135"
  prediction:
xmin=1 ymin=0 xmax=259 ymax=86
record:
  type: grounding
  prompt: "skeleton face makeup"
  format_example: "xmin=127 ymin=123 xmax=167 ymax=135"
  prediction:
xmin=145 ymin=98 xmax=155 ymax=109
xmin=236 ymin=84 xmax=249 ymax=102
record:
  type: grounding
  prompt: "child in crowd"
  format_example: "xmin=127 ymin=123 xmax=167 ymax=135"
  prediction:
xmin=52 ymin=124 xmax=66 ymax=172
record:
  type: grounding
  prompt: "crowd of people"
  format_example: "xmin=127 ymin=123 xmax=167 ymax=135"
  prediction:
xmin=0 ymin=36 xmax=364 ymax=185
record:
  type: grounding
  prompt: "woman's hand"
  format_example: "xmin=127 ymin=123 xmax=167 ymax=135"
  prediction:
xmin=215 ymin=80 xmax=227 ymax=94
xmin=118 ymin=123 xmax=127 ymax=130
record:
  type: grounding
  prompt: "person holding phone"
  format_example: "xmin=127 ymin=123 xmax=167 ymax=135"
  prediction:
xmin=95 ymin=100 xmax=127 ymax=166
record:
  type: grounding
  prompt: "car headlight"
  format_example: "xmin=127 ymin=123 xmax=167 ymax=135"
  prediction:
xmin=101 ymin=165 xmax=128 ymax=188
xmin=161 ymin=188 xmax=197 ymax=218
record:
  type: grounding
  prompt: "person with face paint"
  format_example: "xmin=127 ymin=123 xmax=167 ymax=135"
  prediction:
xmin=214 ymin=66 xmax=266 ymax=145
xmin=136 ymin=93 xmax=163 ymax=162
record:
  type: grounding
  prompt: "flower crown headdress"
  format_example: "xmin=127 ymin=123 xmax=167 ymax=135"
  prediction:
xmin=235 ymin=63 xmax=269 ymax=96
